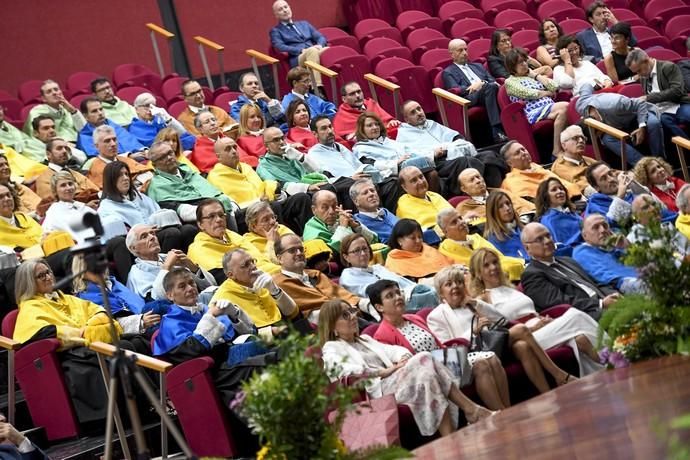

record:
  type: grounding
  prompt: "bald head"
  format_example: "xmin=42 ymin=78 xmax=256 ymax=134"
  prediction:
xmin=459 ymin=168 xmax=486 ymax=196
xmin=214 ymin=137 xmax=240 ymax=167
xmin=399 ymin=166 xmax=428 ymax=198
xmin=631 ymin=193 xmax=659 ymax=225
xmin=521 ymin=222 xmax=556 ymax=262
xmin=402 ymin=100 xmax=426 ymax=126
xmin=449 ymin=39 xmax=469 ymax=65
xmin=581 ymin=214 xmax=611 ymax=247
xmin=312 ymin=190 xmax=339 ymax=225
xmin=263 ymin=126 xmax=285 ymax=155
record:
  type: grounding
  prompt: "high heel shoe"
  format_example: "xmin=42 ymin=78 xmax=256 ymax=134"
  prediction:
xmin=465 ymin=405 xmax=497 ymax=424
xmin=558 ymin=373 xmax=578 ymax=386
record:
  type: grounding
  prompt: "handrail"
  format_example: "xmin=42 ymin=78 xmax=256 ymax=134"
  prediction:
xmin=146 ymin=23 xmax=175 ymax=78
xmin=305 ymin=61 xmax=338 ymax=102
xmin=673 ymin=136 xmax=690 ymax=182
xmin=364 ymin=73 xmax=401 ymax=119
xmin=0 ymin=335 xmax=20 ymax=425
xmin=194 ymin=36 xmax=225 ymax=92
xmin=246 ymin=49 xmax=281 ymax=99
xmin=89 ymin=341 xmax=172 ymax=373
xmin=584 ymin=118 xmax=629 ymax=171
xmin=432 ymin=87 xmax=473 ymax=141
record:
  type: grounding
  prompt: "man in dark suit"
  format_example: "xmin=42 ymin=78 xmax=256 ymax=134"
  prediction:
xmin=0 ymin=414 xmax=48 ymax=460
xmin=520 ymin=222 xmax=621 ymax=320
xmin=442 ymin=39 xmax=507 ymax=143
xmin=269 ymin=0 xmax=328 ymax=89
xmin=576 ymin=1 xmax=635 ymax=63
xmin=626 ymin=49 xmax=690 ymax=141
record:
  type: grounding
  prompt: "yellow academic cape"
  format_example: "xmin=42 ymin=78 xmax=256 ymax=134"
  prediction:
xmin=0 ymin=143 xmax=47 ymax=181
xmin=242 ymin=225 xmax=293 ymax=255
xmin=676 ymin=214 xmax=690 ymax=240
xmin=178 ymin=154 xmax=199 ymax=173
xmin=385 ymin=244 xmax=453 ymax=279
xmin=550 ymin=156 xmax=597 ymax=194
xmin=187 ymin=229 xmax=280 ymax=274
xmin=207 ymin=162 xmax=278 ymax=208
xmin=396 ymin=191 xmax=453 ymax=230
xmin=0 ymin=212 xmax=42 ymax=248
xmin=501 ymin=163 xmax=580 ymax=199
xmin=15 ymin=292 xmax=122 ymax=348
xmin=439 ymin=235 xmax=525 ymax=281
xmin=211 ymin=278 xmax=294 ymax=327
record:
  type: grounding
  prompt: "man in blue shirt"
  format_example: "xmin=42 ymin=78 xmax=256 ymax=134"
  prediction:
xmin=281 ymin=67 xmax=336 ymax=119
xmin=230 ymin=72 xmax=285 ymax=127
xmin=76 ymin=97 xmax=145 ymax=157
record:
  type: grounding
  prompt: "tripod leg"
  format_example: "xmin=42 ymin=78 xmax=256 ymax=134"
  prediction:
xmin=97 ymin=354 xmax=132 ymax=460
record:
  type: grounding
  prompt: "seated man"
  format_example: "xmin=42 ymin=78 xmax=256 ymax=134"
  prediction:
xmin=23 ymin=79 xmax=86 ymax=143
xmin=77 ymin=97 xmax=145 ymax=157
xmin=333 ymin=81 xmax=400 ymax=141
xmin=126 ymin=223 xmax=214 ymax=301
xmin=628 ymin=193 xmax=689 ymax=256
xmin=85 ymin=125 xmax=153 ymax=189
xmin=31 ymin=115 xmax=87 ymax=166
xmin=456 ymin=167 xmax=534 ymax=221
xmin=442 ymin=38 xmax=507 ymax=142
xmin=0 ymin=105 xmax=45 ymax=162
xmin=521 ymin=222 xmax=620 ymax=319
xmin=243 ymin=201 xmax=295 ymax=255
xmin=584 ymin=161 xmax=676 ymax=226
xmin=395 ymin=100 xmax=505 ymax=195
xmin=128 ymin=92 xmax=196 ymax=150
xmin=230 ymin=72 xmax=285 ymax=127
xmin=676 ymin=184 xmax=690 ymax=239
xmin=501 ymin=140 xmax=580 ymax=199
xmin=576 ymin=83 xmax=663 ymax=165
xmin=396 ymin=166 xmax=452 ymax=234
xmin=0 ymin=413 xmax=48 ymax=460
xmin=189 ymin=110 xmax=226 ymax=173
xmin=551 ymin=125 xmax=598 ymax=194
xmin=281 ymin=67 xmax=336 ymax=118
xmin=208 ymin=137 xmax=312 ymax=232
xmin=303 ymin=190 xmax=377 ymax=253
xmin=187 ymin=198 xmax=280 ymax=284
xmin=270 ymin=0 xmax=328 ymax=89
xmin=626 ymin=49 xmax=690 ymax=142
xmin=573 ymin=214 xmax=645 ymax=294
xmin=35 ymin=138 xmax=100 ymax=199
xmin=146 ymin=141 xmax=237 ymax=225
xmin=177 ymin=80 xmax=237 ymax=136
xmin=90 ymin=77 xmax=137 ymax=128
xmin=273 ymin=234 xmax=369 ymax=322
xmin=437 ymin=208 xmax=524 ymax=280
xmin=211 ymin=248 xmax=299 ymax=341
xmin=577 ymin=1 xmax=633 ymax=63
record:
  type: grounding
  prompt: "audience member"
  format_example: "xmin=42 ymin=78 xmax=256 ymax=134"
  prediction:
xmin=85 ymin=125 xmax=153 ymax=189
xmin=281 ymin=67 xmax=336 ymax=118
xmin=536 ymin=18 xmax=564 ymax=68
xmin=189 ymin=110 xmax=227 ymax=173
xmin=520 ymin=222 xmax=620 ymax=319
xmin=242 ymin=201 xmax=295 ymax=255
xmin=442 ymin=39 xmax=507 ymax=142
xmin=333 ymin=81 xmax=400 ymax=141
xmin=488 ymin=29 xmax=551 ymax=79
xmin=231 ymin=72 xmax=285 ymax=127
xmin=632 ymin=157 xmax=685 ymax=212
xmin=385 ymin=219 xmax=453 ymax=281
xmin=24 ymin=80 xmax=85 ymax=143
xmin=154 ymin=126 xmax=200 ymax=173
xmin=553 ymin=35 xmax=613 ymax=96
xmin=129 ymin=92 xmax=195 ymax=150
xmin=0 ymin=413 xmax=48 ymax=460
xmin=550 ymin=125 xmax=597 ymax=194
xmin=34 ymin=138 xmax=99 ymax=200
xmin=177 ymin=80 xmax=237 ymax=136
xmin=90 ymin=77 xmax=137 ymax=127
xmin=628 ymin=194 xmax=689 ymax=256
xmin=676 ymin=184 xmax=690 ymax=239
xmin=484 ymin=190 xmax=529 ymax=260
xmin=0 ymin=140 xmax=46 ymax=184
xmin=577 ymin=1 xmax=627 ymax=63
xmin=0 ymin=154 xmax=41 ymax=214
xmin=77 ymin=97 xmax=145 ymax=157
xmin=0 ymin=106 xmax=45 ymax=162
xmin=237 ymin=104 xmax=276 ymax=167
xmin=456 ymin=168 xmax=535 ymax=221
xmin=396 ymin=166 xmax=452 ymax=234
xmin=285 ymin=99 xmax=318 ymax=150
xmin=603 ymin=22 xmax=636 ymax=83
xmin=535 ymin=177 xmax=583 ymax=250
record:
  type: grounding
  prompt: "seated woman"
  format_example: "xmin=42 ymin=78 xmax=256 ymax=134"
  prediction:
xmin=319 ymin=299 xmax=494 ymax=436
xmin=285 ymin=99 xmax=317 ymax=152
xmin=488 ymin=29 xmax=552 ymax=79
xmin=236 ymin=104 xmax=269 ymax=168
xmin=13 ymin=259 xmax=124 ymax=424
xmin=368 ymin=279 xmax=510 ymax=411
xmin=242 ymin=201 xmax=294 ymax=255
xmin=153 ymin=127 xmax=200 ymax=173
xmin=484 ymin=191 xmax=529 ymax=261
xmin=553 ymin=35 xmax=613 ymax=96
xmin=469 ymin=248 xmax=602 ymax=375
xmin=128 ymin=92 xmax=196 ymax=150
xmin=535 ymin=177 xmax=583 ymax=250
xmin=0 ymin=154 xmax=41 ymax=215
xmin=339 ymin=233 xmax=439 ymax=312
xmin=353 ymin=113 xmax=440 ymax=192
xmin=535 ymin=18 xmax=564 ymax=68
xmin=504 ymin=48 xmax=569 ymax=158
xmin=98 ymin=161 xmax=198 ymax=251
xmin=385 ymin=219 xmax=453 ymax=282
xmin=633 ymin=157 xmax=685 ymax=213
xmin=603 ymin=22 xmax=637 ymax=83
xmin=428 ymin=265 xmax=577 ymax=394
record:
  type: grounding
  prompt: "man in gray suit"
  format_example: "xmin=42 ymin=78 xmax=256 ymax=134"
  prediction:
xmin=576 ymin=83 xmax=664 ymax=166
xmin=626 ymin=49 xmax=690 ymax=141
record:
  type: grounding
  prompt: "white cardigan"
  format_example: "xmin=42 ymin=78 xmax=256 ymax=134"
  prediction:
xmin=322 ymin=335 xmax=411 ymax=398
xmin=426 ymin=300 xmax=502 ymax=344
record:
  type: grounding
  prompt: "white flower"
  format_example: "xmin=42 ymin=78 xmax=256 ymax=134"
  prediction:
xmin=649 ymin=239 xmax=664 ymax=250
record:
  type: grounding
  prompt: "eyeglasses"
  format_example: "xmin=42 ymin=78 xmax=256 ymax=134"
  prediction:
xmin=200 ymin=212 xmax=226 ymax=221
xmin=281 ymin=245 xmax=305 ymax=255
xmin=95 ymin=85 xmax=112 ymax=93
xmin=267 ymin=136 xmax=285 ymax=143
xmin=524 ymin=234 xmax=553 ymax=245
xmin=185 ymin=88 xmax=204 ymax=98
xmin=347 ymin=246 xmax=370 ymax=255
xmin=340 ymin=308 xmax=359 ymax=320
xmin=565 ymin=135 xmax=586 ymax=142
xmin=35 ymin=270 xmax=53 ymax=281
xmin=238 ymin=258 xmax=257 ymax=270
xmin=566 ymin=47 xmax=580 ymax=54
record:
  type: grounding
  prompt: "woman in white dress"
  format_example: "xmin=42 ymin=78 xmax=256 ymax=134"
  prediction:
xmin=42 ymin=171 xmax=100 ymax=238
xmin=428 ymin=265 xmax=577 ymax=394
xmin=319 ymin=299 xmax=493 ymax=437
xmin=468 ymin=247 xmax=603 ymax=376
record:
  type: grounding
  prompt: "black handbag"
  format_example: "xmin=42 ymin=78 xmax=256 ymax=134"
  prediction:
xmin=470 ymin=315 xmax=510 ymax=361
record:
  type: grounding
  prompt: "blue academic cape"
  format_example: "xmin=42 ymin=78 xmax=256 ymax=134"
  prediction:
xmin=128 ymin=115 xmax=196 ymax=150
xmin=355 ymin=208 xmax=440 ymax=245
xmin=488 ymin=229 xmax=530 ymax=261
xmin=573 ymin=244 xmax=637 ymax=289
xmin=153 ymin=303 xmax=234 ymax=356
xmin=77 ymin=119 xmax=145 ymax=157
xmin=540 ymin=208 xmax=584 ymax=248
xmin=77 ymin=276 xmax=146 ymax=315
xmin=281 ymin=92 xmax=336 ymax=118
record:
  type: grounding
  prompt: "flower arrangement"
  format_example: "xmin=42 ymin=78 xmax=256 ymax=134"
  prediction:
xmin=233 ymin=333 xmax=410 ymax=460
xmin=597 ymin=220 xmax=690 ymax=367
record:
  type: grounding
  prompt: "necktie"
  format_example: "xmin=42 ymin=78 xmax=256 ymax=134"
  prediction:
xmin=288 ymin=22 xmax=305 ymax=39
xmin=463 ymin=65 xmax=480 ymax=84
xmin=553 ymin=260 xmax=605 ymax=298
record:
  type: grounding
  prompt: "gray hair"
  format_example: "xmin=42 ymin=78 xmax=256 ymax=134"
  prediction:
xmin=348 ymin=178 xmax=375 ymax=202
xmin=677 ymin=183 xmax=690 ymax=214
xmin=193 ymin=109 xmax=213 ymax=129
xmin=625 ymin=48 xmax=648 ymax=69
xmin=15 ymin=259 xmax=51 ymax=303
xmin=436 ymin=208 xmax=457 ymax=231
xmin=245 ymin=201 xmax=273 ymax=232
xmin=125 ymin=223 xmax=153 ymax=255
xmin=133 ymin=92 xmax=156 ymax=107
xmin=433 ymin=264 xmax=467 ymax=296
xmin=93 ymin=124 xmax=116 ymax=145
xmin=500 ymin=140 xmax=519 ymax=160
xmin=560 ymin=124 xmax=584 ymax=143
xmin=222 ymin=248 xmax=248 ymax=274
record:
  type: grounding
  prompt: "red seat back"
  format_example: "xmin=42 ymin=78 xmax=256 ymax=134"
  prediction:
xmin=395 ymin=10 xmax=443 ymax=39
xmin=511 ymin=29 xmax=540 ymax=53
xmin=438 ymin=1 xmax=484 ymax=34
xmin=65 ymin=71 xmax=101 ymax=98
xmin=0 ymin=98 xmax=23 ymax=122
xmin=537 ymin=1 xmax=586 ymax=21
xmin=344 ymin=0 xmax=396 ymax=26
xmin=364 ymin=37 xmax=413 ymax=67
xmin=450 ymin=18 xmax=495 ymax=41
xmin=18 ymin=80 xmax=44 ymax=105
xmin=467 ymin=38 xmax=491 ymax=64
xmin=610 ymin=8 xmax=646 ymax=26
xmin=161 ymin=76 xmax=191 ymax=104
xmin=647 ymin=48 xmax=683 ymax=62
xmin=375 ymin=57 xmax=437 ymax=114
xmin=361 ymin=323 xmax=380 ymax=336
xmin=320 ymin=46 xmax=374 ymax=101
xmin=559 ymin=18 xmax=590 ymax=36
xmin=320 ymin=27 xmax=362 ymax=52
xmin=116 ymin=86 xmax=150 ymax=105
xmin=493 ymin=10 xmax=540 ymax=32
xmin=394 ymin=0 xmax=435 ymax=16
xmin=214 ymin=91 xmax=242 ymax=112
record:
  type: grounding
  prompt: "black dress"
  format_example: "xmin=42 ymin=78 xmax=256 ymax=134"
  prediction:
xmin=612 ymin=51 xmax=634 ymax=81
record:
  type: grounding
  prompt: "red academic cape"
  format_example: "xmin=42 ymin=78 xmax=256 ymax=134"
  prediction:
xmin=333 ymin=98 xmax=398 ymax=140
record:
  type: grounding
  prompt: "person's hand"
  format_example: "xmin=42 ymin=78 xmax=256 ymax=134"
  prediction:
xmin=631 ymin=126 xmax=646 ymax=145
xmin=603 ymin=293 xmax=622 ymax=308
xmin=472 ymin=316 xmax=492 ymax=333
xmin=129 ymin=150 xmax=148 ymax=162
xmin=177 ymin=252 xmax=198 ymax=272
xmin=266 ymin=223 xmax=280 ymax=242
xmin=208 ymin=299 xmax=238 ymax=317
xmin=86 ymin=199 xmax=100 ymax=210
xmin=290 ymin=142 xmax=306 ymax=151
xmin=337 ymin=206 xmax=358 ymax=229
xmin=351 ymin=171 xmax=370 ymax=180
xmin=617 ymin=172 xmax=633 ymax=197
xmin=0 ymin=419 xmax=26 ymax=447
xmin=468 ymin=80 xmax=484 ymax=93
xmin=57 ymin=93 xmax=77 ymax=114
xmin=537 ymin=90 xmax=553 ymax=99
xmin=387 ymin=119 xmax=401 ymax=128
xmin=464 ymin=210 xmax=481 ymax=221
xmin=397 ymin=154 xmax=412 ymax=165
xmin=434 ymin=146 xmax=447 ymax=158
xmin=142 ymin=311 xmax=161 ymax=328
xmin=163 ymin=249 xmax=184 ymax=270
xmin=253 ymin=271 xmax=280 ymax=295
xmin=559 ymin=48 xmax=571 ymax=64
xmin=602 ymin=79 xmax=614 ymax=89
xmin=271 ymin=325 xmax=287 ymax=337
xmin=308 ymin=183 xmax=322 ymax=192
xmin=254 ymin=91 xmax=271 ymax=102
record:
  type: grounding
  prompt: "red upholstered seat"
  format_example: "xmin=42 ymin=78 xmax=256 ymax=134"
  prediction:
xmin=375 ymin=57 xmax=438 ymax=115
xmin=511 ymin=29 xmax=541 ymax=53
xmin=364 ymin=37 xmax=414 ymax=68
xmin=480 ymin=0 xmax=527 ymax=24
xmin=664 ymin=15 xmax=690 ymax=54
xmin=559 ymin=18 xmax=591 ymax=36
xmin=631 ymin=26 xmax=672 ymax=50
xmin=65 ymin=71 xmax=101 ymax=98
xmin=537 ymin=1 xmax=586 ymax=22
xmin=320 ymin=27 xmax=362 ymax=52
xmin=343 ymin=0 xmax=396 ymax=27
xmin=395 ymin=10 xmax=444 ymax=40
xmin=438 ymin=1 xmax=484 ymax=35
xmin=319 ymin=46 xmax=374 ymax=101
xmin=213 ymin=91 xmax=242 ymax=113
xmin=353 ymin=18 xmax=403 ymax=46
xmin=18 ymin=80 xmax=44 ymax=105
xmin=647 ymin=48 xmax=684 ymax=63
xmin=450 ymin=18 xmax=495 ymax=42
xmin=643 ymin=0 xmax=690 ymax=30
xmin=610 ymin=8 xmax=646 ymax=27
xmin=497 ymin=85 xmax=552 ymax=163
xmin=405 ymin=28 xmax=450 ymax=63
xmin=493 ymin=10 xmax=540 ymax=32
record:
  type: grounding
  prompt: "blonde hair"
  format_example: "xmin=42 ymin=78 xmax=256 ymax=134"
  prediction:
xmin=50 ymin=170 xmax=76 ymax=200
xmin=238 ymin=103 xmax=265 ymax=136
xmin=468 ymin=247 xmax=511 ymax=296
xmin=433 ymin=264 xmax=468 ymax=302
xmin=318 ymin=299 xmax=352 ymax=347
xmin=632 ymin=157 xmax=674 ymax=187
